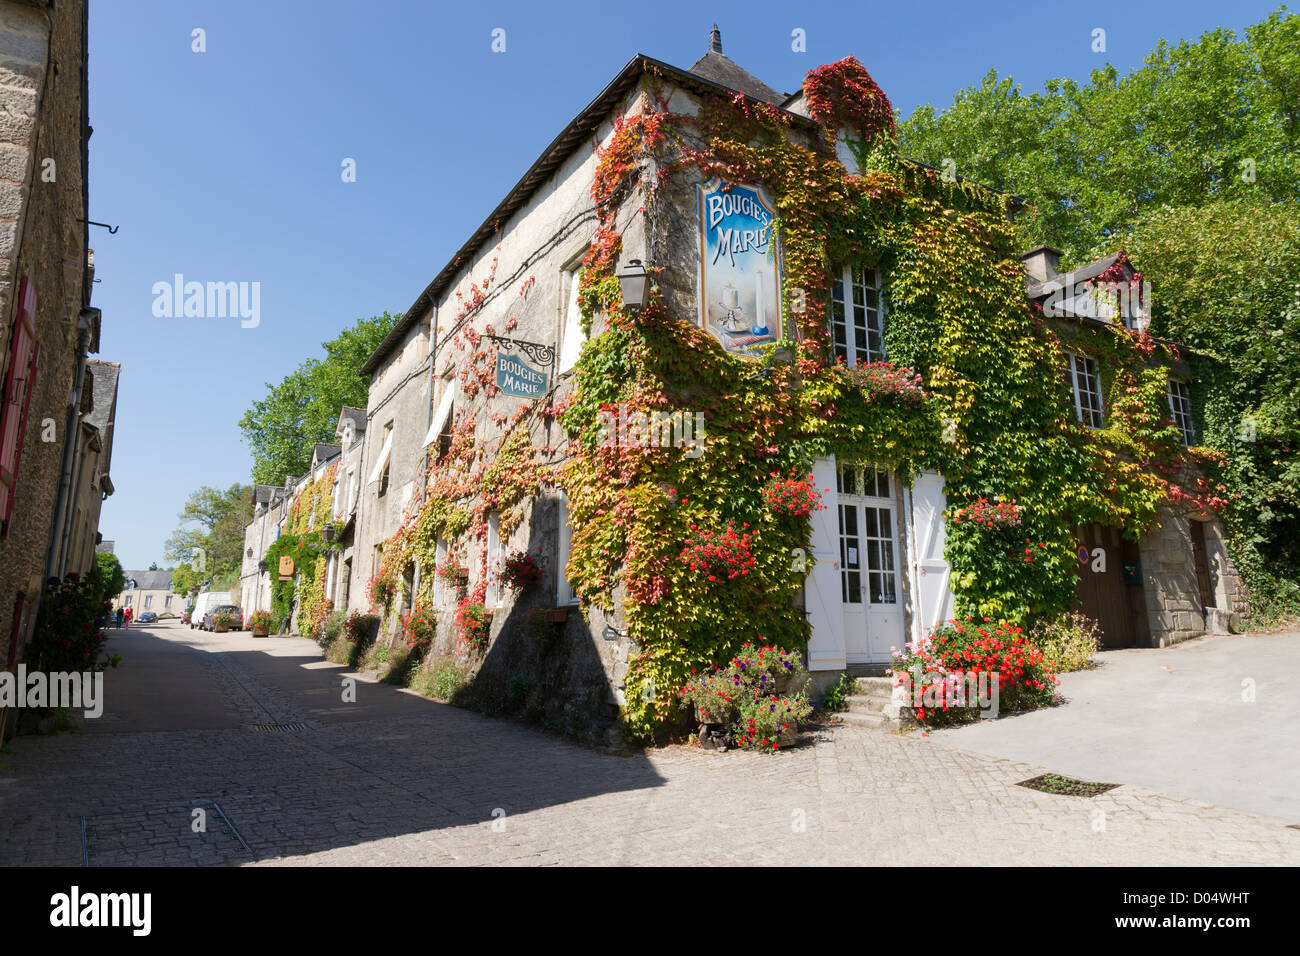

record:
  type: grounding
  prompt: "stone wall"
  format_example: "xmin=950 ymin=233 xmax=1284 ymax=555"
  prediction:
xmin=1138 ymin=509 xmax=1246 ymax=647
xmin=0 ymin=0 xmax=89 ymax=689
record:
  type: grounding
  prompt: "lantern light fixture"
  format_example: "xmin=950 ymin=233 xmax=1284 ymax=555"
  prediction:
xmin=617 ymin=259 xmax=651 ymax=310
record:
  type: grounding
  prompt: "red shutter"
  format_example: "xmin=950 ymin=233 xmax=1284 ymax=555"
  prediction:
xmin=0 ymin=277 xmax=38 ymax=536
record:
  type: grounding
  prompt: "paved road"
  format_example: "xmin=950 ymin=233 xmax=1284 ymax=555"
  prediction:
xmin=927 ymin=631 xmax=1300 ymax=821
xmin=1 ymin=621 xmax=1297 ymax=866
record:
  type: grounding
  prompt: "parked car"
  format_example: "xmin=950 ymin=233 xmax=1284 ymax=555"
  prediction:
xmin=137 ymin=611 xmax=158 ymax=623
xmin=202 ymin=605 xmax=242 ymax=631
xmin=190 ymin=592 xmax=232 ymax=629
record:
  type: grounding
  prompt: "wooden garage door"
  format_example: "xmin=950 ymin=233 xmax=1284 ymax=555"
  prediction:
xmin=1074 ymin=524 xmax=1137 ymax=648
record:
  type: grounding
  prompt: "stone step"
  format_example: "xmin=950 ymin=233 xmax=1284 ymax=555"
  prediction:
xmin=854 ymin=676 xmax=894 ymax=697
xmin=835 ymin=709 xmax=888 ymax=729
xmin=844 ymin=694 xmax=889 ymax=714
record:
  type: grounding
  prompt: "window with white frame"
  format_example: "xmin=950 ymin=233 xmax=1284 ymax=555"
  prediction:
xmin=434 ymin=538 xmax=448 ymax=606
xmin=558 ymin=266 xmax=586 ymax=375
xmin=1167 ymin=378 xmax=1194 ymax=446
xmin=144 ymin=595 xmax=153 ymax=608
xmin=1067 ymin=352 xmax=1105 ymax=428
xmin=829 ymin=264 xmax=886 ymax=366
xmin=486 ymin=512 xmax=501 ymax=607
xmin=557 ymin=493 xmax=578 ymax=605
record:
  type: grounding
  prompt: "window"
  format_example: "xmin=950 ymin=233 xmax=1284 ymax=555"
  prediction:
xmin=369 ymin=421 xmax=394 ymax=495
xmin=829 ymin=265 xmax=885 ymax=366
xmin=0 ymin=277 xmax=39 ymax=537
xmin=165 ymin=595 xmax=173 ymax=608
xmin=423 ymin=376 xmax=455 ymax=462
xmin=1067 ymin=352 xmax=1105 ymax=428
xmin=486 ymin=512 xmax=501 ymax=607
xmin=557 ymin=493 xmax=578 ymax=605
xmin=124 ymin=596 xmax=132 ymax=607
xmin=1167 ymin=378 xmax=1194 ymax=446
xmin=558 ymin=266 xmax=586 ymax=375
xmin=144 ymin=595 xmax=153 ymax=608
xmin=434 ymin=538 xmax=448 ymax=605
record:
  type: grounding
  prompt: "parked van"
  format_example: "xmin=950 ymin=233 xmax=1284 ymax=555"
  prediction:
xmin=190 ymin=591 xmax=232 ymax=630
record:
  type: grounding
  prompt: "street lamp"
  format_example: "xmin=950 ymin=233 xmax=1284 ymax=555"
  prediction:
xmin=617 ymin=259 xmax=651 ymax=311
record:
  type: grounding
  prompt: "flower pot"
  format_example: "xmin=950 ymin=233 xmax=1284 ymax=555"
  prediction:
xmin=778 ymin=724 xmax=798 ymax=747
xmin=214 ymin=622 xmax=230 ymax=633
xmin=548 ymin=608 xmax=568 ymax=624
xmin=253 ymin=625 xmax=270 ymax=638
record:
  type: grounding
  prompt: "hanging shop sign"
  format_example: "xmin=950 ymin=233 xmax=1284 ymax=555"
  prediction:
xmin=696 ymin=179 xmax=782 ymax=358
xmin=488 ymin=335 xmax=553 ymax=399
xmin=278 ymin=555 xmax=295 ymax=580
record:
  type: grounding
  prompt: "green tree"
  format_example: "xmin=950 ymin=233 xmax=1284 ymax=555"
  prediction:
xmin=170 ymin=562 xmax=201 ymax=599
xmin=165 ymin=485 xmax=254 ymax=588
xmin=898 ymin=8 xmax=1300 ymax=620
xmin=1106 ymin=200 xmax=1300 ymax=616
xmin=91 ymin=551 xmax=127 ymax=603
xmin=898 ymin=8 xmax=1300 ymax=259
xmin=239 ymin=312 xmax=398 ymax=485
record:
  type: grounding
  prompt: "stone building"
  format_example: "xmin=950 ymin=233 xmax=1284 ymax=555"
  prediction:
xmin=0 ymin=0 xmax=106 ymax=731
xmin=117 ymin=570 xmax=177 ymax=618
xmin=337 ymin=29 xmax=1243 ymax=739
xmin=64 ymin=357 xmax=118 ymax=575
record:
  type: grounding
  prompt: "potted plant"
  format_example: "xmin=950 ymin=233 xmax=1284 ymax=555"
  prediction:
xmin=249 ymin=610 xmax=274 ymax=638
xmin=496 ymin=549 xmax=543 ymax=593
xmin=436 ymin=554 xmax=469 ymax=589
xmin=212 ymin=611 xmax=235 ymax=633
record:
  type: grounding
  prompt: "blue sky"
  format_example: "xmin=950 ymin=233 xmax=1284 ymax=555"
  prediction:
xmin=90 ymin=0 xmax=1289 ymax=570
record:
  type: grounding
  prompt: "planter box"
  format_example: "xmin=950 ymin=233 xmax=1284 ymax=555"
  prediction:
xmin=252 ymin=626 xmax=270 ymax=638
xmin=548 ymin=608 xmax=568 ymax=624
xmin=214 ymin=622 xmax=230 ymax=633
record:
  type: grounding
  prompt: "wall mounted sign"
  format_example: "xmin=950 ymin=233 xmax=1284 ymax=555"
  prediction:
xmin=696 ymin=179 xmax=782 ymax=358
xmin=278 ymin=555 xmax=295 ymax=580
xmin=488 ymin=335 xmax=554 ymax=399
xmin=496 ymin=353 xmax=548 ymax=398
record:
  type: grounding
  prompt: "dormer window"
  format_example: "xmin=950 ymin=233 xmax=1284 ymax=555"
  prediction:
xmin=829 ymin=265 xmax=885 ymax=366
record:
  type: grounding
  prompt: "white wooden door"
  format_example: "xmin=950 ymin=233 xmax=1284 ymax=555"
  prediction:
xmin=837 ymin=463 xmax=904 ymax=664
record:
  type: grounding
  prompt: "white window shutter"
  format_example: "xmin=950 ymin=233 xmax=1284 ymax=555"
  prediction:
xmin=558 ymin=269 xmax=585 ymax=375
xmin=423 ymin=383 xmax=455 ymax=447
xmin=909 ymin=470 xmax=954 ymax=642
xmin=367 ymin=431 xmax=393 ymax=484
xmin=805 ymin=455 xmax=846 ymax=671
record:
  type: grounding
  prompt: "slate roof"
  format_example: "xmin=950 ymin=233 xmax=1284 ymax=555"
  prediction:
xmin=84 ymin=360 xmax=120 ymax=473
xmin=686 ymin=27 xmax=785 ymax=105
xmin=313 ymin=443 xmax=342 ymax=467
xmin=122 ymin=570 xmax=173 ymax=591
xmin=95 ymin=540 xmax=115 ymax=554
xmin=254 ymin=484 xmax=282 ymax=505
xmin=337 ymin=406 xmax=366 ymax=445
xmin=360 ymin=36 xmax=818 ymax=378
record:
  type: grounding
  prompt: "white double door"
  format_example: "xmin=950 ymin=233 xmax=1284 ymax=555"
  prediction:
xmin=836 ymin=462 xmax=904 ymax=664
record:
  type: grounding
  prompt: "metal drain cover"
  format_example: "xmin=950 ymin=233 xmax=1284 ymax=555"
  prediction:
xmin=1017 ymin=773 xmax=1120 ymax=797
xmin=252 ymin=722 xmax=309 ymax=732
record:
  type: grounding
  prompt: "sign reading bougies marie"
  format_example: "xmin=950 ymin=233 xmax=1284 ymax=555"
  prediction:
xmin=496 ymin=353 xmax=548 ymax=398
xmin=697 ymin=179 xmax=782 ymax=358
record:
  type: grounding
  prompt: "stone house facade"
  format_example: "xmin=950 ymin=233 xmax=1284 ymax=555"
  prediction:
xmin=285 ymin=33 xmax=1243 ymax=740
xmin=0 ymin=0 xmax=110 ymax=738
xmin=116 ymin=570 xmax=177 ymax=617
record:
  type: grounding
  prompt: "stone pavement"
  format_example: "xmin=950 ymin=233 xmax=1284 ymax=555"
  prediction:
xmin=1 ymin=622 xmax=1297 ymax=866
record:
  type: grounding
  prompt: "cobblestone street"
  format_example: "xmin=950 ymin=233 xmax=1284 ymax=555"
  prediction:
xmin=2 ymin=623 xmax=1297 ymax=866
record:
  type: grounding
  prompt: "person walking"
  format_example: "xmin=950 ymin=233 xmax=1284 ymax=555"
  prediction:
xmin=115 ymin=606 xmax=123 ymax=628
xmin=123 ymin=605 xmax=132 ymax=629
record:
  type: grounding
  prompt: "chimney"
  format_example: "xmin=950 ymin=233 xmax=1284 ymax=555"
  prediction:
xmin=709 ymin=24 xmax=722 ymax=54
xmin=1020 ymin=245 xmax=1063 ymax=283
